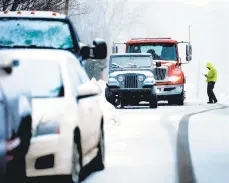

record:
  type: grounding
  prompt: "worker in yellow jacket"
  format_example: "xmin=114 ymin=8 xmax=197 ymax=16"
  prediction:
xmin=204 ymin=62 xmax=218 ymax=103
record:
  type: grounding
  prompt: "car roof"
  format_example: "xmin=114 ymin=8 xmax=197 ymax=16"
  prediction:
xmin=111 ymin=53 xmax=152 ymax=57
xmin=0 ymin=49 xmax=78 ymax=67
xmin=0 ymin=11 xmax=66 ymax=19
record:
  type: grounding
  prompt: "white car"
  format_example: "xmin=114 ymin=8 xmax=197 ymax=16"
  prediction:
xmin=0 ymin=49 xmax=105 ymax=183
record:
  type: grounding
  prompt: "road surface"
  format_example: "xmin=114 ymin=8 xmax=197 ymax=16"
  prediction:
xmin=82 ymin=101 xmax=229 ymax=183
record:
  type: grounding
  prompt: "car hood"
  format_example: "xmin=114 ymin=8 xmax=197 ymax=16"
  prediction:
xmin=0 ymin=49 xmax=77 ymax=63
xmin=32 ymin=98 xmax=66 ymax=130
xmin=109 ymin=70 xmax=154 ymax=77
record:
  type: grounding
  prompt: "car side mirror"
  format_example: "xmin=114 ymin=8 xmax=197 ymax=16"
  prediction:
xmin=92 ymin=38 xmax=107 ymax=59
xmin=156 ymin=61 xmax=161 ymax=67
xmin=186 ymin=44 xmax=192 ymax=61
xmin=0 ymin=59 xmax=20 ymax=75
xmin=77 ymin=83 xmax=100 ymax=100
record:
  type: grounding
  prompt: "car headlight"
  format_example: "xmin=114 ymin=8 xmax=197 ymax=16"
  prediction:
xmin=117 ymin=75 xmax=124 ymax=82
xmin=34 ymin=122 xmax=60 ymax=137
xmin=138 ymin=75 xmax=144 ymax=82
xmin=169 ymin=76 xmax=181 ymax=82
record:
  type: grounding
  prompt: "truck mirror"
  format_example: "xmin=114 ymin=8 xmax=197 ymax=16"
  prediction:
xmin=186 ymin=44 xmax=192 ymax=56
xmin=186 ymin=55 xmax=192 ymax=61
xmin=112 ymin=45 xmax=118 ymax=53
xmin=93 ymin=38 xmax=107 ymax=59
xmin=79 ymin=45 xmax=90 ymax=60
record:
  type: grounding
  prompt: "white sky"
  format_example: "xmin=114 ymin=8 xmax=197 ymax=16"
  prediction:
xmin=115 ymin=0 xmax=229 ymax=100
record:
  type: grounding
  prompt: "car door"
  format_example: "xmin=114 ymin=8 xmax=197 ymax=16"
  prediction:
xmin=77 ymin=66 xmax=102 ymax=145
xmin=66 ymin=61 xmax=99 ymax=155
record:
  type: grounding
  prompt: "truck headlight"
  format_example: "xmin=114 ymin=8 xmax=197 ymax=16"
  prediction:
xmin=138 ymin=75 xmax=144 ymax=82
xmin=169 ymin=76 xmax=181 ymax=82
xmin=34 ymin=122 xmax=60 ymax=137
xmin=117 ymin=75 xmax=124 ymax=82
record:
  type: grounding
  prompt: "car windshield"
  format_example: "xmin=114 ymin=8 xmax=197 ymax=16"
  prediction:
xmin=110 ymin=56 xmax=152 ymax=68
xmin=127 ymin=43 xmax=177 ymax=61
xmin=0 ymin=19 xmax=74 ymax=49
xmin=17 ymin=60 xmax=64 ymax=98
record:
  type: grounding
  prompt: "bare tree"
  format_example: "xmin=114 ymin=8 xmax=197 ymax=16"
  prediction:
xmin=0 ymin=0 xmax=91 ymax=15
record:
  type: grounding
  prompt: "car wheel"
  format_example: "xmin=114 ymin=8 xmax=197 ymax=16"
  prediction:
xmin=72 ymin=142 xmax=81 ymax=183
xmin=94 ymin=124 xmax=105 ymax=171
xmin=70 ymin=128 xmax=82 ymax=183
xmin=149 ymin=95 xmax=158 ymax=109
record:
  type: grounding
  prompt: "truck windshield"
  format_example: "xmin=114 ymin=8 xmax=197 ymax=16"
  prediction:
xmin=127 ymin=43 xmax=177 ymax=61
xmin=0 ymin=19 xmax=74 ymax=50
xmin=110 ymin=56 xmax=152 ymax=68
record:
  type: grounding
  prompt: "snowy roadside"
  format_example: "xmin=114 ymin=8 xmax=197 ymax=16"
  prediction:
xmin=91 ymin=78 xmax=120 ymax=126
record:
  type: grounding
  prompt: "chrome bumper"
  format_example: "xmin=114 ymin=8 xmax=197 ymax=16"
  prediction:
xmin=156 ymin=84 xmax=184 ymax=96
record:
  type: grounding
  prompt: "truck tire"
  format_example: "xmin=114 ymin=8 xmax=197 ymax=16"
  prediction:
xmin=105 ymin=88 xmax=115 ymax=105
xmin=177 ymin=91 xmax=185 ymax=106
xmin=149 ymin=95 xmax=158 ymax=109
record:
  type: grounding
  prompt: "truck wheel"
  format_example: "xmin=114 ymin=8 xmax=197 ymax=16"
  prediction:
xmin=176 ymin=91 xmax=185 ymax=106
xmin=177 ymin=98 xmax=184 ymax=106
xmin=149 ymin=95 xmax=158 ymax=109
xmin=105 ymin=88 xmax=115 ymax=106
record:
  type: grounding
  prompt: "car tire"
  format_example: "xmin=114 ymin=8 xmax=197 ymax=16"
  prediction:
xmin=71 ymin=128 xmax=82 ymax=183
xmin=149 ymin=95 xmax=158 ymax=109
xmin=94 ymin=124 xmax=105 ymax=171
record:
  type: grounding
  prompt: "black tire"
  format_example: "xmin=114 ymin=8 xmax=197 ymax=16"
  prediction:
xmin=105 ymin=88 xmax=115 ymax=106
xmin=5 ymin=115 xmax=32 ymax=183
xmin=177 ymin=98 xmax=184 ymax=106
xmin=150 ymin=95 xmax=158 ymax=108
xmin=94 ymin=123 xmax=105 ymax=171
xmin=71 ymin=128 xmax=82 ymax=183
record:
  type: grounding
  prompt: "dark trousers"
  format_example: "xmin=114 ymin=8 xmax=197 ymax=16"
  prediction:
xmin=207 ymin=82 xmax=217 ymax=102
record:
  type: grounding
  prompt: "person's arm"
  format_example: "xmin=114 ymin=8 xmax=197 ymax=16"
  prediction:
xmin=207 ymin=69 xmax=214 ymax=78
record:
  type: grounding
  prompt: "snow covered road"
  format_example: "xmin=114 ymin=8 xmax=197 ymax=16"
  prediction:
xmin=82 ymin=101 xmax=229 ymax=183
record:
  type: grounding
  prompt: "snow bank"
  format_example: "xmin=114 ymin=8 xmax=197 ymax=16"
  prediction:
xmin=91 ymin=78 xmax=120 ymax=125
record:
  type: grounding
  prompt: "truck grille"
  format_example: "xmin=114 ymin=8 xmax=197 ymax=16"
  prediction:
xmin=124 ymin=74 xmax=138 ymax=88
xmin=154 ymin=68 xmax=167 ymax=80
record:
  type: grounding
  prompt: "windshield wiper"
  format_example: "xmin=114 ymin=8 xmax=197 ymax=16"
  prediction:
xmin=111 ymin=63 xmax=122 ymax=68
xmin=138 ymin=65 xmax=151 ymax=68
xmin=127 ymin=63 xmax=137 ymax=67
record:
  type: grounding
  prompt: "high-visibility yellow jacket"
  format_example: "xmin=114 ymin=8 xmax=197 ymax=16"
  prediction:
xmin=206 ymin=62 xmax=217 ymax=82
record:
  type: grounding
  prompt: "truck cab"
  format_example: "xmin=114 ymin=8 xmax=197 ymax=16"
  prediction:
xmin=113 ymin=37 xmax=192 ymax=105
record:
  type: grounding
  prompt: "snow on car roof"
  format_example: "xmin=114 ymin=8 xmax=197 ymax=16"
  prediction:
xmin=0 ymin=11 xmax=66 ymax=19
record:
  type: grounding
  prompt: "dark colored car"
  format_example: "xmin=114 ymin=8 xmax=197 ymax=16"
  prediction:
xmin=0 ymin=59 xmax=32 ymax=182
